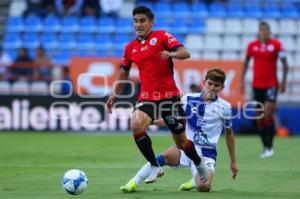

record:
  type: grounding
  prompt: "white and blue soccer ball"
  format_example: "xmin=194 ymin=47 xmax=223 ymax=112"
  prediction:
xmin=62 ymin=169 xmax=88 ymax=195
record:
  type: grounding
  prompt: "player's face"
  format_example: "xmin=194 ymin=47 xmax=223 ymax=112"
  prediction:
xmin=133 ymin=14 xmax=153 ymax=39
xmin=203 ymin=79 xmax=224 ymax=101
xmin=258 ymin=25 xmax=271 ymax=41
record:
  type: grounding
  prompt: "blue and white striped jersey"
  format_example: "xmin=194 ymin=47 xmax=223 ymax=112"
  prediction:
xmin=182 ymin=92 xmax=232 ymax=160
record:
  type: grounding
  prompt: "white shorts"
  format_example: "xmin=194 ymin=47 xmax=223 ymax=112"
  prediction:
xmin=171 ymin=149 xmax=216 ymax=173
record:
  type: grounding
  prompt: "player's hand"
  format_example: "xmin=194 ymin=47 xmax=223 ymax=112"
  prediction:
xmin=160 ymin=51 xmax=175 ymax=60
xmin=106 ymin=96 xmax=116 ymax=113
xmin=230 ymin=161 xmax=238 ymax=180
xmin=278 ymin=82 xmax=286 ymax=93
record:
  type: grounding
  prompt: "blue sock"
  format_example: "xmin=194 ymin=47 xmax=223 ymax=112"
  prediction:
xmin=156 ymin=154 xmax=165 ymax=166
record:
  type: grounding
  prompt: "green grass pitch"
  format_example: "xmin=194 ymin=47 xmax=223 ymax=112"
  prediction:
xmin=0 ymin=132 xmax=299 ymax=199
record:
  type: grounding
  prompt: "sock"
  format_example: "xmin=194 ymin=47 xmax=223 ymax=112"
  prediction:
xmin=156 ymin=154 xmax=165 ymax=166
xmin=257 ymin=119 xmax=268 ymax=149
xmin=265 ymin=123 xmax=276 ymax=150
xmin=134 ymin=132 xmax=159 ymax=167
xmin=182 ymin=140 xmax=201 ymax=166
xmin=132 ymin=162 xmax=152 ymax=185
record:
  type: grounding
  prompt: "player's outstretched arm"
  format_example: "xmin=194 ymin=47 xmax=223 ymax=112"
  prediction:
xmin=225 ymin=128 xmax=238 ymax=179
xmin=106 ymin=68 xmax=130 ymax=113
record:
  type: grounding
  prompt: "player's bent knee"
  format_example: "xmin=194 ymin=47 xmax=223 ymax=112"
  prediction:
xmin=130 ymin=122 xmax=144 ymax=134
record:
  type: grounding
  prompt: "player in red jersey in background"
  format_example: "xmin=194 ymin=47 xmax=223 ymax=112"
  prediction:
xmin=106 ymin=6 xmax=208 ymax=185
xmin=241 ymin=21 xmax=289 ymax=158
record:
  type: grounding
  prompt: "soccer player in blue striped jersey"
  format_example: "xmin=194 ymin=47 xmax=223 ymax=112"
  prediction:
xmin=120 ymin=68 xmax=238 ymax=193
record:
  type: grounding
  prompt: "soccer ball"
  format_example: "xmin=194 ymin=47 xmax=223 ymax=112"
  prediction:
xmin=62 ymin=169 xmax=88 ymax=195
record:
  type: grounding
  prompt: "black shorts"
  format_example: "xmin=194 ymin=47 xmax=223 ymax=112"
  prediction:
xmin=135 ymin=97 xmax=186 ymax=134
xmin=253 ymin=87 xmax=278 ymax=106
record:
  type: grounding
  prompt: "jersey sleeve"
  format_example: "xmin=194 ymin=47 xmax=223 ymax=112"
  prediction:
xmin=223 ymin=105 xmax=232 ymax=129
xmin=245 ymin=43 xmax=253 ymax=59
xmin=162 ymin=31 xmax=183 ymax=51
xmin=121 ymin=45 xmax=133 ymax=70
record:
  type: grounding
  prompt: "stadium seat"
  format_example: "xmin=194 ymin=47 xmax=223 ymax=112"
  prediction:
xmin=222 ymin=35 xmax=241 ymax=51
xmin=224 ymin=19 xmax=243 ymax=35
xmin=185 ymin=34 xmax=204 ymax=51
xmin=76 ymin=33 xmax=96 ymax=50
xmin=6 ymin=17 xmax=24 ymax=32
xmin=113 ymin=34 xmax=130 ymax=50
xmin=115 ymin=18 xmax=132 ymax=34
xmin=172 ymin=2 xmax=191 ymax=19
xmin=189 ymin=50 xmax=202 ymax=59
xmin=154 ymin=18 xmax=170 ymax=31
xmin=41 ymin=33 xmax=59 ymax=50
xmin=243 ymin=19 xmax=259 ymax=35
xmin=22 ymin=33 xmax=40 ymax=49
xmin=11 ymin=81 xmax=30 ymax=95
xmin=241 ymin=35 xmax=256 ymax=51
xmin=3 ymin=33 xmax=22 ymax=49
xmin=188 ymin=20 xmax=205 ymax=34
xmin=24 ymin=15 xmax=43 ymax=32
xmin=43 ymin=15 xmax=61 ymax=33
xmin=59 ymin=33 xmax=76 ymax=50
xmin=227 ymin=4 xmax=245 ymax=18
xmin=281 ymin=5 xmax=299 ymax=19
xmin=154 ymin=2 xmax=172 ymax=18
xmin=31 ymin=81 xmax=49 ymax=95
xmin=278 ymin=19 xmax=298 ymax=35
xmin=209 ymin=3 xmax=227 ymax=17
xmin=169 ymin=20 xmax=188 ymax=34
xmin=51 ymin=50 xmax=72 ymax=66
xmin=278 ymin=36 xmax=297 ymax=52
xmin=95 ymin=34 xmax=114 ymax=50
xmin=203 ymin=35 xmax=222 ymax=51
xmin=244 ymin=4 xmax=262 ymax=18
xmin=0 ymin=81 xmax=11 ymax=94
xmin=61 ymin=16 xmax=79 ymax=33
xmin=190 ymin=2 xmax=208 ymax=19
xmin=78 ymin=16 xmax=97 ymax=33
xmin=205 ymin=18 xmax=224 ymax=34
xmin=264 ymin=19 xmax=279 ymax=35
xmin=263 ymin=5 xmax=281 ymax=19
xmin=97 ymin=17 xmax=116 ymax=33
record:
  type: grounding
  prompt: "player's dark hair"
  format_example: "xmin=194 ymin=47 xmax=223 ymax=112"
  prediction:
xmin=132 ymin=6 xmax=154 ymax=20
xmin=259 ymin=21 xmax=270 ymax=29
xmin=205 ymin=68 xmax=226 ymax=85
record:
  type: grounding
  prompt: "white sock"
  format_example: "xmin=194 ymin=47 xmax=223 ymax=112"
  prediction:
xmin=132 ymin=162 xmax=152 ymax=185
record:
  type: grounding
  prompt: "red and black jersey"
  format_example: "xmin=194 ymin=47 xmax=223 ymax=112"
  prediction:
xmin=246 ymin=38 xmax=286 ymax=89
xmin=122 ymin=30 xmax=182 ymax=101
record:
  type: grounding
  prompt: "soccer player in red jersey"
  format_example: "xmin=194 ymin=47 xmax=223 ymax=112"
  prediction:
xmin=241 ymin=21 xmax=289 ymax=158
xmin=106 ymin=6 xmax=207 ymax=184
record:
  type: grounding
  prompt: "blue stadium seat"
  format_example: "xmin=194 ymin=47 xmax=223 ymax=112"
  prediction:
xmin=263 ymin=5 xmax=281 ymax=18
xmin=97 ymin=17 xmax=115 ymax=33
xmin=169 ymin=20 xmax=188 ymax=34
xmin=43 ymin=15 xmax=61 ymax=32
xmin=41 ymin=33 xmax=58 ymax=50
xmin=6 ymin=17 xmax=24 ymax=32
xmin=190 ymin=2 xmax=208 ymax=19
xmin=61 ymin=16 xmax=79 ymax=33
xmin=154 ymin=18 xmax=170 ymax=31
xmin=3 ymin=33 xmax=22 ymax=49
xmin=95 ymin=34 xmax=113 ymax=50
xmin=115 ymin=18 xmax=132 ymax=34
xmin=245 ymin=4 xmax=263 ymax=18
xmin=59 ymin=33 xmax=76 ymax=50
xmin=173 ymin=2 xmax=191 ymax=19
xmin=154 ymin=2 xmax=172 ymax=18
xmin=188 ymin=20 xmax=205 ymax=34
xmin=22 ymin=33 xmax=40 ymax=49
xmin=209 ymin=3 xmax=227 ymax=17
xmin=76 ymin=33 xmax=95 ymax=50
xmin=24 ymin=15 xmax=42 ymax=32
xmin=51 ymin=50 xmax=72 ymax=65
xmin=227 ymin=5 xmax=245 ymax=18
xmin=113 ymin=34 xmax=130 ymax=50
xmin=78 ymin=16 xmax=97 ymax=33
xmin=281 ymin=5 xmax=299 ymax=18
